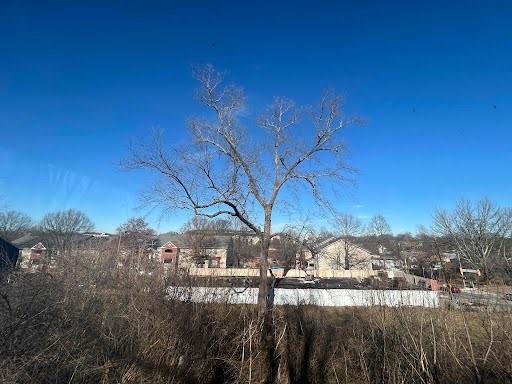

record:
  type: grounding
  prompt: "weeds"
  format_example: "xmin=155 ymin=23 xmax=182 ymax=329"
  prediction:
xmin=1 ymin=255 xmax=512 ymax=383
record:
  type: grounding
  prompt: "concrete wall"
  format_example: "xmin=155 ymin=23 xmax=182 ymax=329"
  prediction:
xmin=168 ymin=286 xmax=439 ymax=308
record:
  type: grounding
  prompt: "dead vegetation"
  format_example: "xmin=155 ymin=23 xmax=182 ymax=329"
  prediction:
xmin=2 ymin=254 xmax=512 ymax=384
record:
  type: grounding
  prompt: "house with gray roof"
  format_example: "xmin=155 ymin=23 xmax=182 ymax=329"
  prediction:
xmin=0 ymin=236 xmax=21 ymax=272
xmin=11 ymin=233 xmax=50 ymax=271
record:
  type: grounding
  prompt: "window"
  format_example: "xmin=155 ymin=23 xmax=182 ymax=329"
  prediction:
xmin=210 ymin=257 xmax=221 ymax=268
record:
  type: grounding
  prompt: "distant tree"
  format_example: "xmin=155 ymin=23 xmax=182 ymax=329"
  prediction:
xmin=292 ymin=226 xmax=326 ymax=271
xmin=367 ymin=214 xmax=391 ymax=254
xmin=334 ymin=213 xmax=363 ymax=269
xmin=181 ymin=216 xmax=220 ymax=260
xmin=39 ymin=209 xmax=94 ymax=254
xmin=231 ymin=218 xmax=259 ymax=267
xmin=182 ymin=216 xmax=233 ymax=233
xmin=117 ymin=217 xmax=156 ymax=268
xmin=118 ymin=217 xmax=156 ymax=248
xmin=0 ymin=210 xmax=32 ymax=241
xmin=207 ymin=218 xmax=233 ymax=232
xmin=433 ymin=199 xmax=512 ymax=281
xmin=368 ymin=214 xmax=391 ymax=238
xmin=271 ymin=229 xmax=304 ymax=273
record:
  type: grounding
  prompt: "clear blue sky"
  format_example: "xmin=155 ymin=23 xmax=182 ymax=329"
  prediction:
xmin=1 ymin=1 xmax=511 ymax=234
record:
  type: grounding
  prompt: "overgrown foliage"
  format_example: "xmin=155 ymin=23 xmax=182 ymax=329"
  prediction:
xmin=2 ymin=252 xmax=512 ymax=384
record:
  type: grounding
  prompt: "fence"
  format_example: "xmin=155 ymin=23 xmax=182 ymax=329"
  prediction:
xmin=185 ymin=267 xmax=437 ymax=289
xmin=167 ymin=286 xmax=439 ymax=308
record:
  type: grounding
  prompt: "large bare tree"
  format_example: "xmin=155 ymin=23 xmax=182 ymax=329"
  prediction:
xmin=39 ymin=209 xmax=94 ymax=256
xmin=433 ymin=199 xmax=512 ymax=281
xmin=0 ymin=210 xmax=32 ymax=241
xmin=126 ymin=65 xmax=356 ymax=313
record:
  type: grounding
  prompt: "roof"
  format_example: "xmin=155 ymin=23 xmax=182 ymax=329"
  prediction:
xmin=372 ymin=254 xmax=402 ymax=261
xmin=312 ymin=236 xmax=342 ymax=251
xmin=11 ymin=233 xmax=47 ymax=249
xmin=310 ymin=236 xmax=374 ymax=255
xmin=0 ymin=235 xmax=20 ymax=271
xmin=158 ymin=232 xmax=233 ymax=249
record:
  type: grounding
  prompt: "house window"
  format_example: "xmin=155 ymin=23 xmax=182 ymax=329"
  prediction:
xmin=164 ymin=249 xmax=173 ymax=253
xmin=210 ymin=257 xmax=221 ymax=268
xmin=30 ymin=250 xmax=43 ymax=261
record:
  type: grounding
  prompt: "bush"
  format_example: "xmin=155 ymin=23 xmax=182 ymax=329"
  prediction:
xmin=2 ymin=256 xmax=512 ymax=383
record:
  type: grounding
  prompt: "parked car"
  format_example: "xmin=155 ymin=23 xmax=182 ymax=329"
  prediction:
xmin=504 ymin=293 xmax=512 ymax=301
xmin=451 ymin=286 xmax=461 ymax=293
xmin=440 ymin=285 xmax=461 ymax=293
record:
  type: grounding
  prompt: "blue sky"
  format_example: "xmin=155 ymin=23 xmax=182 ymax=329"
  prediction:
xmin=1 ymin=1 xmax=511 ymax=234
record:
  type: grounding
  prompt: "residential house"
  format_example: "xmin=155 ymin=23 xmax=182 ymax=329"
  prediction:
xmin=11 ymin=233 xmax=50 ymax=271
xmin=303 ymin=236 xmax=374 ymax=272
xmin=371 ymin=255 xmax=403 ymax=271
xmin=158 ymin=232 xmax=235 ymax=269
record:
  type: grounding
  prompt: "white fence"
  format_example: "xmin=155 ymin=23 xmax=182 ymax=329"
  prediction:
xmin=167 ymin=286 xmax=439 ymax=308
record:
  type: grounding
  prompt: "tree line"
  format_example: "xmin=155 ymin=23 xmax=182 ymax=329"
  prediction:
xmin=3 ymin=199 xmax=512 ymax=283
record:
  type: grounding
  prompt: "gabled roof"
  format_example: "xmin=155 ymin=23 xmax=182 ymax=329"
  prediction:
xmin=31 ymin=242 xmax=46 ymax=251
xmin=11 ymin=233 xmax=47 ymax=249
xmin=310 ymin=236 xmax=374 ymax=255
xmin=312 ymin=236 xmax=342 ymax=251
xmin=158 ymin=232 xmax=232 ymax=249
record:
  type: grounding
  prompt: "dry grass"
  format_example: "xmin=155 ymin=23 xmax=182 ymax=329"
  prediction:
xmin=2 ymin=253 xmax=512 ymax=383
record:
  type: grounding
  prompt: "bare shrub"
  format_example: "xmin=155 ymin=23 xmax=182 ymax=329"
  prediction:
xmin=2 ymin=254 xmax=512 ymax=383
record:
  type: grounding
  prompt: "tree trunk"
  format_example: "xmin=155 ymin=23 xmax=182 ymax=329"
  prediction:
xmin=257 ymin=248 xmax=269 ymax=313
xmin=257 ymin=210 xmax=280 ymax=313
xmin=257 ymin=223 xmax=271 ymax=316
xmin=344 ymin=242 xmax=350 ymax=270
xmin=481 ymin=257 xmax=490 ymax=283
xmin=257 ymin=214 xmax=280 ymax=383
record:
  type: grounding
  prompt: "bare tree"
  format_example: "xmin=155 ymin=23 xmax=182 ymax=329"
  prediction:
xmin=271 ymin=229 xmax=304 ymax=273
xmin=39 ymin=209 xmax=94 ymax=256
xmin=231 ymin=218 xmax=259 ymax=267
xmin=125 ymin=65 xmax=356 ymax=314
xmin=334 ymin=212 xmax=363 ymax=269
xmin=296 ymin=226 xmax=330 ymax=272
xmin=368 ymin=214 xmax=391 ymax=238
xmin=433 ymin=199 xmax=512 ymax=281
xmin=180 ymin=216 xmax=224 ymax=265
xmin=117 ymin=217 xmax=156 ymax=268
xmin=368 ymin=214 xmax=391 ymax=254
xmin=0 ymin=210 xmax=32 ymax=241
xmin=118 ymin=217 xmax=156 ymax=247
xmin=182 ymin=215 xmax=233 ymax=233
